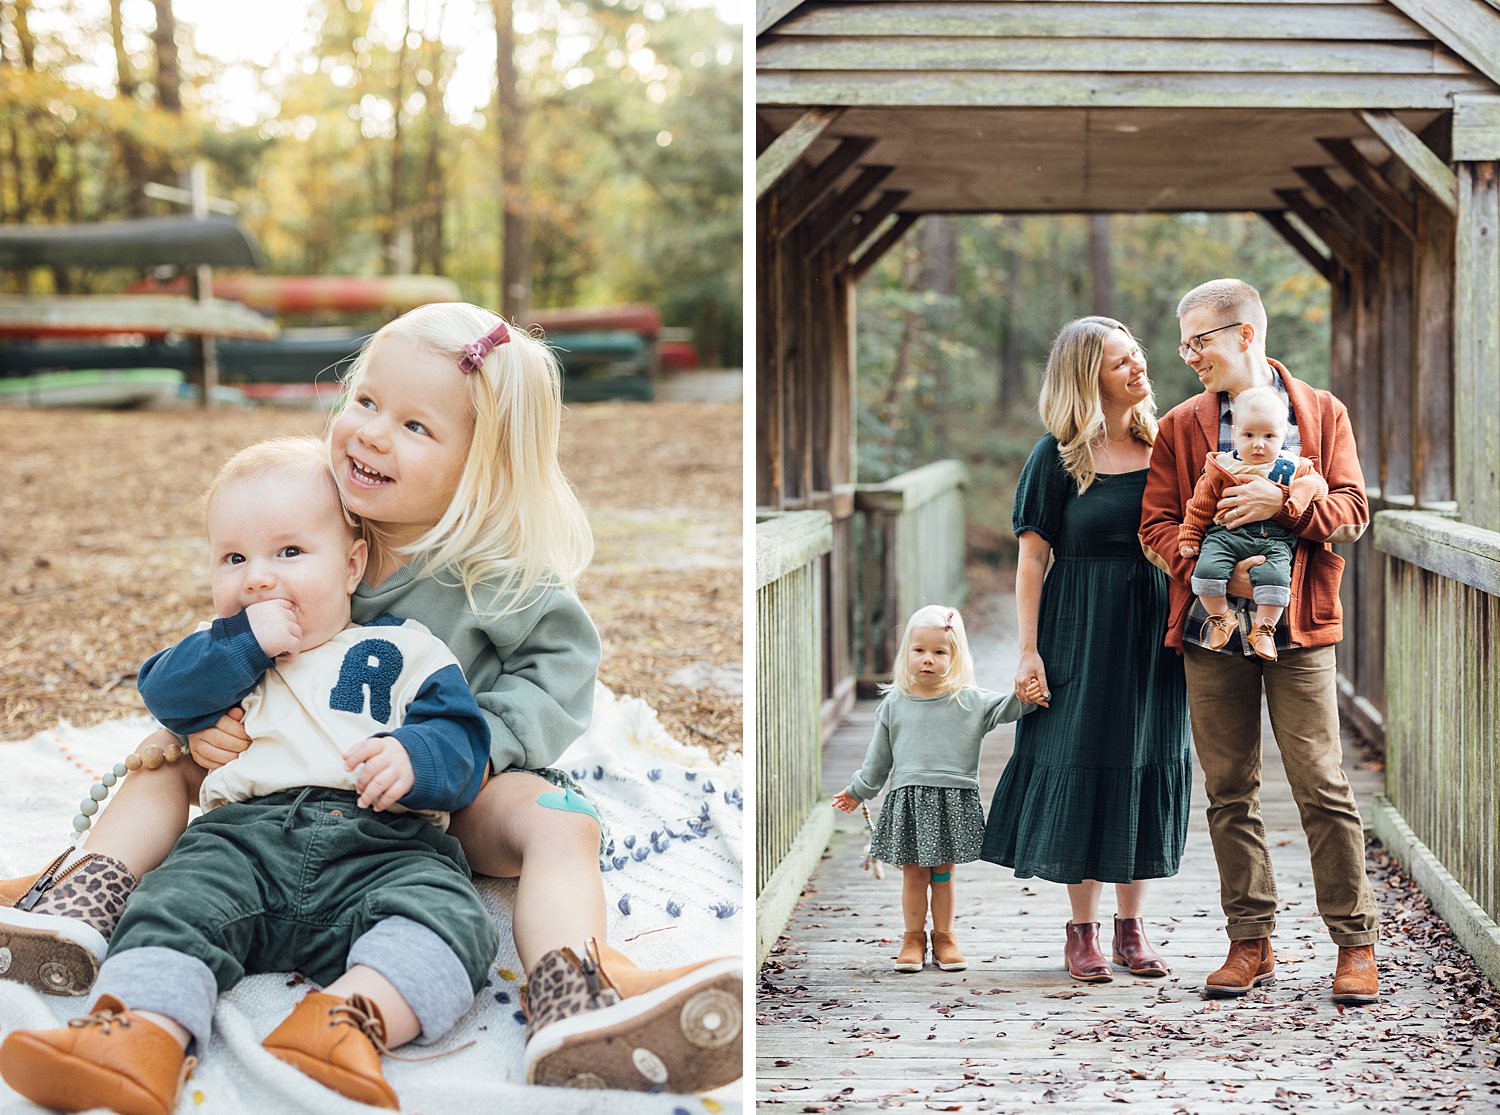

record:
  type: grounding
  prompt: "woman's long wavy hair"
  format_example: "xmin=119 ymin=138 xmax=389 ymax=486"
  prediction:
xmin=1038 ymin=316 xmax=1158 ymax=495
xmin=333 ymin=302 xmax=593 ymax=616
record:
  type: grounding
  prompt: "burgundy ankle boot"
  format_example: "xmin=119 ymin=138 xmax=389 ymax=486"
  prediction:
xmin=1063 ymin=922 xmax=1113 ymax=983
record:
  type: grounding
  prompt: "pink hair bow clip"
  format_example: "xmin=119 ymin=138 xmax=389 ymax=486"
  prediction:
xmin=944 ymin=610 xmax=955 ymax=630
xmin=458 ymin=321 xmax=512 ymax=374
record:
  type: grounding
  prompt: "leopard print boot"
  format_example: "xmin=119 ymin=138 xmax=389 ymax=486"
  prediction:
xmin=0 ymin=850 xmax=136 ymax=996
xmin=521 ymin=940 xmax=742 ymax=1093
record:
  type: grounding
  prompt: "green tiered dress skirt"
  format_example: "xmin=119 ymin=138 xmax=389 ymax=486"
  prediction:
xmin=980 ymin=436 xmax=1191 ymax=884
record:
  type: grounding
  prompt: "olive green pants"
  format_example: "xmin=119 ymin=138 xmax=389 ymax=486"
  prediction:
xmin=1184 ymin=645 xmax=1378 ymax=947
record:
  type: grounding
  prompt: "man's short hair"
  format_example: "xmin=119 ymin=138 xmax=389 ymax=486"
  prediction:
xmin=1177 ymin=278 xmax=1268 ymax=336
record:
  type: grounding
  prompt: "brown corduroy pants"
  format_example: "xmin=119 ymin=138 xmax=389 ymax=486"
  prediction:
xmin=1184 ymin=644 xmax=1379 ymax=947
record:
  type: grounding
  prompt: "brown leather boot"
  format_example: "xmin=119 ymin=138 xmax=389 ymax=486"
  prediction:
xmin=1332 ymin=944 xmax=1379 ymax=1004
xmin=1111 ymin=916 xmax=1169 ymax=976
xmin=894 ymin=931 xmax=927 ymax=972
xmin=522 ymin=940 xmax=742 ymax=1092
xmin=261 ymin=992 xmax=398 ymax=1109
xmin=0 ymin=850 xmax=136 ymax=995
xmin=1248 ymin=622 xmax=1278 ymax=661
xmin=1064 ymin=922 xmax=1113 ymax=983
xmin=1204 ymin=938 xmax=1275 ymax=997
xmin=0 ymin=994 xmax=194 ymax=1115
xmin=929 ymin=930 xmax=967 ymax=972
xmin=1202 ymin=611 xmax=1238 ymax=651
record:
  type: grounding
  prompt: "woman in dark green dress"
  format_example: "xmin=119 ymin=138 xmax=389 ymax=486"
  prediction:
xmin=980 ymin=316 xmax=1191 ymax=983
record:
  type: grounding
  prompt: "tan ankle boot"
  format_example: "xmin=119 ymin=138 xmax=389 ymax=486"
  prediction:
xmin=0 ymin=994 xmax=194 ymax=1115
xmin=895 ymin=931 xmax=926 ymax=972
xmin=1332 ymin=944 xmax=1379 ymax=1004
xmin=522 ymin=940 xmax=742 ymax=1093
xmin=262 ymin=992 xmax=398 ymax=1109
xmin=929 ymin=930 xmax=967 ymax=972
xmin=0 ymin=850 xmax=136 ymax=995
xmin=1204 ymin=938 xmax=1275 ymax=997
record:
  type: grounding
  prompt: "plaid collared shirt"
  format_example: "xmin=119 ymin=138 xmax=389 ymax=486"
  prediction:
xmin=1183 ymin=370 xmax=1302 ymax=657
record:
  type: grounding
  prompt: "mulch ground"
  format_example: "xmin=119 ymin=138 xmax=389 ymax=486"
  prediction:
xmin=0 ymin=401 xmax=741 ymax=756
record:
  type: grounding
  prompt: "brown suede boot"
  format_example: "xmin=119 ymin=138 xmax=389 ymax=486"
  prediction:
xmin=0 ymin=850 xmax=136 ymax=995
xmin=522 ymin=940 xmax=742 ymax=1093
xmin=1111 ymin=916 xmax=1169 ymax=976
xmin=1332 ymin=944 xmax=1379 ymax=1004
xmin=929 ymin=930 xmax=967 ymax=972
xmin=1063 ymin=922 xmax=1113 ymax=983
xmin=1204 ymin=938 xmax=1275 ymax=997
xmin=261 ymin=992 xmax=398 ymax=1109
xmin=894 ymin=931 xmax=926 ymax=973
xmin=0 ymin=994 xmax=195 ymax=1115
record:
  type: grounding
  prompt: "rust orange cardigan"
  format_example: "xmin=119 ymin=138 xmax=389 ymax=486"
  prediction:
xmin=1139 ymin=361 xmax=1369 ymax=651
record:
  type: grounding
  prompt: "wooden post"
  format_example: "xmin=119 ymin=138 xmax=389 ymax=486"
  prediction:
xmin=1412 ymin=190 xmax=1455 ymax=509
xmin=1454 ymin=161 xmax=1500 ymax=532
xmin=1380 ymin=216 xmax=1414 ymax=503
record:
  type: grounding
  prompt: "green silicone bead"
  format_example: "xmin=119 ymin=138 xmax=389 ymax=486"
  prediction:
xmin=102 ymin=772 xmax=117 ymax=787
xmin=72 ymin=814 xmax=92 ymax=832
xmin=113 ymin=763 xmax=129 ymax=778
xmin=80 ymin=799 xmax=99 ymax=816
xmin=89 ymin=783 xmax=109 ymax=802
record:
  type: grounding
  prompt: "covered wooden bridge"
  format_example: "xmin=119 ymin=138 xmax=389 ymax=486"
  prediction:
xmin=755 ymin=0 xmax=1500 ymax=1094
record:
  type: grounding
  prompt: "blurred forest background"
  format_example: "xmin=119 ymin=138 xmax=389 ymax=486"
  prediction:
xmin=854 ymin=213 xmax=1330 ymax=562
xmin=0 ymin=0 xmax=742 ymax=365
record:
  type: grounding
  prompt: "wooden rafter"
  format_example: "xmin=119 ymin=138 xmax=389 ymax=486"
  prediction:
xmin=1295 ymin=166 xmax=1387 ymax=251
xmin=805 ymin=166 xmax=892 ymax=253
xmin=778 ymin=137 xmax=877 ymax=234
xmin=1383 ymin=0 xmax=1500 ymax=91
xmin=1259 ymin=211 xmax=1339 ymax=283
xmin=757 ymin=108 xmax=843 ymax=200
xmin=1275 ymin=188 xmax=1364 ymax=267
xmin=1359 ymin=110 xmax=1459 ymax=214
xmin=756 ymin=0 xmax=802 ymax=37
xmin=847 ymin=213 xmax=920 ymax=283
xmin=1317 ymin=137 xmax=1418 ymax=238
xmin=830 ymin=191 xmax=910 ymax=268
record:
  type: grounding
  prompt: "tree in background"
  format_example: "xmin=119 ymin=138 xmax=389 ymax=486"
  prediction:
xmin=0 ymin=0 xmax=742 ymax=366
xmin=856 ymin=213 xmax=1330 ymax=561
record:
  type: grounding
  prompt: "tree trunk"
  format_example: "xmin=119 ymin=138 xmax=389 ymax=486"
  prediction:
xmin=384 ymin=3 xmax=411 ymax=275
xmin=12 ymin=0 xmax=36 ymax=71
xmin=151 ymin=0 xmax=182 ymax=113
xmin=111 ymin=0 xmax=149 ymax=217
xmin=997 ymin=217 xmax=1026 ymax=412
xmin=1089 ymin=212 xmax=1114 ymax=318
xmin=917 ymin=216 xmax=955 ymax=444
xmin=492 ymin=0 xmax=529 ymax=321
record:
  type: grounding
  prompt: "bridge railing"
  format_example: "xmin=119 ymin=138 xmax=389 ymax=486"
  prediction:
xmin=1372 ymin=510 xmax=1500 ymax=976
xmin=755 ymin=510 xmax=833 ymax=962
xmin=854 ymin=459 xmax=969 ymax=692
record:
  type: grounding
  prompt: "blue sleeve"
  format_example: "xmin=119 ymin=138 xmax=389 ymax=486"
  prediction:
xmin=388 ymin=664 xmax=491 ymax=812
xmin=982 ymin=689 xmax=1034 ymax=731
xmin=136 ymin=612 xmax=272 ymax=734
xmin=847 ymin=699 xmax=895 ymax=802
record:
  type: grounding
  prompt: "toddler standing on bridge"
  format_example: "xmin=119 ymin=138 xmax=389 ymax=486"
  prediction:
xmin=833 ymin=605 xmax=1037 ymax=974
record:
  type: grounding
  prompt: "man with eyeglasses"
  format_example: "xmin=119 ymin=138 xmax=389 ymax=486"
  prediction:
xmin=1139 ymin=278 xmax=1379 ymax=1005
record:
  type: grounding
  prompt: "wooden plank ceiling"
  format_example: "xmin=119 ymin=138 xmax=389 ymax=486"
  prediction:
xmin=756 ymin=0 xmax=1497 ymax=213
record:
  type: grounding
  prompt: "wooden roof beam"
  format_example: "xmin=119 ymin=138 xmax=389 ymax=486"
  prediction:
xmin=756 ymin=0 xmax=801 ymax=37
xmin=1317 ymin=137 xmax=1417 ymax=239
xmin=757 ymin=108 xmax=842 ymax=200
xmin=1275 ymin=189 xmax=1364 ymax=268
xmin=777 ymin=137 xmax=877 ymax=234
xmin=1294 ymin=166 xmax=1387 ymax=251
xmin=1259 ymin=211 xmax=1339 ymax=284
xmin=1453 ymin=93 xmax=1500 ymax=160
xmin=1358 ymin=110 xmax=1459 ymax=215
xmin=1383 ymin=0 xmax=1500 ymax=91
xmin=848 ymin=213 xmax=920 ymax=284
xmin=830 ymin=191 xmax=911 ymax=269
xmin=805 ymin=165 xmax=892 ymax=253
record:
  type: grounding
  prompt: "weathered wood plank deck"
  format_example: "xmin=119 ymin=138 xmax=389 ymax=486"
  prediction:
xmin=757 ymin=593 xmax=1500 ymax=1112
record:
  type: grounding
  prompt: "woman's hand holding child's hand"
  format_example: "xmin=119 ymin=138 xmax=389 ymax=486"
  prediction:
xmin=188 ymin=707 xmax=251 ymax=770
xmin=1179 ymin=542 xmax=1199 ymax=558
xmin=247 ymin=599 xmax=302 ymax=660
xmin=1015 ymin=650 xmax=1051 ymax=708
xmin=345 ymin=736 xmax=416 ymax=811
xmin=832 ymin=790 xmax=859 ymax=813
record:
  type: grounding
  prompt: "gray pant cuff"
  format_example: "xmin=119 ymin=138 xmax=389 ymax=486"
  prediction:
xmin=1252 ymin=585 xmax=1291 ymax=606
xmin=95 ymin=947 xmax=216 ymax=1052
xmin=1192 ymin=577 xmax=1228 ymax=597
xmin=347 ymin=917 xmax=476 ymax=1045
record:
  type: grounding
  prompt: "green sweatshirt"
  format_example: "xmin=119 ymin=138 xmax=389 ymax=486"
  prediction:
xmin=845 ymin=688 xmax=1033 ymax=802
xmin=351 ymin=564 xmax=601 ymax=773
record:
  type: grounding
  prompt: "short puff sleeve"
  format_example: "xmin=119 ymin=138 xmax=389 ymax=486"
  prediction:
xmin=1012 ymin=434 xmax=1072 ymax=544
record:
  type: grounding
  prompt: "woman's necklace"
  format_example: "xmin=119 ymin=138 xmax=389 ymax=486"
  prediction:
xmin=1099 ymin=432 xmax=1131 ymax=473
